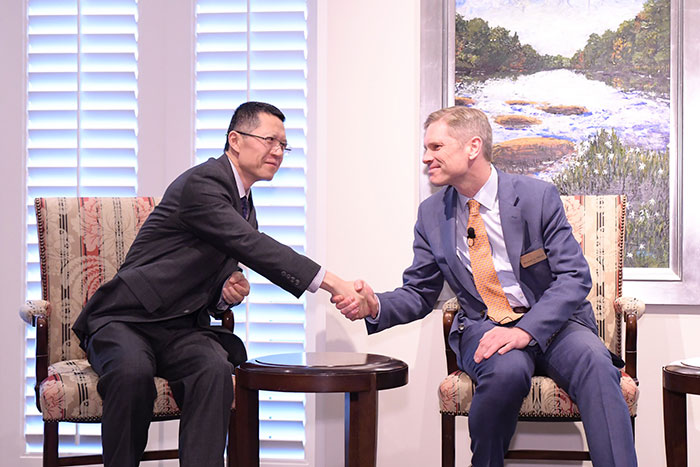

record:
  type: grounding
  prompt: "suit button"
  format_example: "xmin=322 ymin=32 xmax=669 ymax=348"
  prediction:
xmin=458 ymin=324 xmax=465 ymax=331
xmin=295 ymin=279 xmax=300 ymax=286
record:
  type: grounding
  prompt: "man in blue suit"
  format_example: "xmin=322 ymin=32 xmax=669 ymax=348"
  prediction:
xmin=334 ymin=106 xmax=637 ymax=466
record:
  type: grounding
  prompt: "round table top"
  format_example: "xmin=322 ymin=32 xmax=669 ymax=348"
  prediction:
xmin=236 ymin=352 xmax=409 ymax=393
xmin=664 ymin=364 xmax=700 ymax=377
xmin=663 ymin=363 xmax=700 ymax=395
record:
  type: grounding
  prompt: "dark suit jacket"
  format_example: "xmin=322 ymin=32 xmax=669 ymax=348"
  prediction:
xmin=74 ymin=155 xmax=321 ymax=365
xmin=366 ymin=169 xmax=597 ymax=367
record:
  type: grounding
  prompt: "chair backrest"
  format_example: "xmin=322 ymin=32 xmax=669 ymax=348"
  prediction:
xmin=35 ymin=197 xmax=159 ymax=365
xmin=559 ymin=195 xmax=626 ymax=355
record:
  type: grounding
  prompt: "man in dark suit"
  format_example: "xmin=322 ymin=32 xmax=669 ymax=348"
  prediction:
xmin=334 ymin=106 xmax=637 ymax=466
xmin=74 ymin=101 xmax=364 ymax=467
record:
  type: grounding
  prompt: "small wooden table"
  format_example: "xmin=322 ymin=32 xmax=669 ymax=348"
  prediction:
xmin=235 ymin=352 xmax=408 ymax=467
xmin=663 ymin=363 xmax=700 ymax=467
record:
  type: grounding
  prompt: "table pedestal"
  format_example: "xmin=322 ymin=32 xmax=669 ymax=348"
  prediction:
xmin=663 ymin=364 xmax=700 ymax=467
xmin=235 ymin=352 xmax=409 ymax=467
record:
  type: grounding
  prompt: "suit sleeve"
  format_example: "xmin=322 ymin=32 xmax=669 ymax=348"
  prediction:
xmin=178 ymin=162 xmax=321 ymax=298
xmin=515 ymin=184 xmax=593 ymax=351
xmin=366 ymin=207 xmax=445 ymax=334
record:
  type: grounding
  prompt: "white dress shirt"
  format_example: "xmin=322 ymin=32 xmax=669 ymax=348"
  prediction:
xmin=456 ymin=166 xmax=529 ymax=308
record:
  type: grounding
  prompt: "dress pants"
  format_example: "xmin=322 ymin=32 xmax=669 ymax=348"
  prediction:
xmin=86 ymin=313 xmax=234 ymax=467
xmin=459 ymin=318 xmax=637 ymax=467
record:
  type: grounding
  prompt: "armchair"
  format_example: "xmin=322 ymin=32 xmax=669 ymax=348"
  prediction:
xmin=19 ymin=197 xmax=237 ymax=466
xmin=438 ymin=194 xmax=645 ymax=464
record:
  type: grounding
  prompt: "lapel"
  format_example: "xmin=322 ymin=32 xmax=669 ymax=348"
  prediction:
xmin=440 ymin=186 xmax=481 ymax=300
xmin=496 ymin=170 xmax=524 ymax=282
xmin=217 ymin=154 xmax=255 ymax=226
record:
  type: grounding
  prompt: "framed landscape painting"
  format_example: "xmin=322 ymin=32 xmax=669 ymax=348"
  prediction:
xmin=454 ymin=0 xmax=673 ymax=269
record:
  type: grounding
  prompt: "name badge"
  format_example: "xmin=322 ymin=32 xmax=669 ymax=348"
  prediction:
xmin=520 ymin=248 xmax=547 ymax=268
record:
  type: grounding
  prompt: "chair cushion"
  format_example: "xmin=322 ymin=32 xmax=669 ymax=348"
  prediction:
xmin=39 ymin=359 xmax=235 ymax=422
xmin=438 ymin=370 xmax=638 ymax=418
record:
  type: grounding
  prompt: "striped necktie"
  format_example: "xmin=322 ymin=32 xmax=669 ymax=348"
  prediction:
xmin=467 ymin=199 xmax=523 ymax=324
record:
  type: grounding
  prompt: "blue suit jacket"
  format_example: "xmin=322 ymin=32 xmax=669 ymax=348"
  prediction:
xmin=366 ymin=169 xmax=598 ymax=366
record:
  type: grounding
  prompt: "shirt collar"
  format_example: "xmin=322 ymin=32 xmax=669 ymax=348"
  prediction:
xmin=226 ymin=155 xmax=250 ymax=198
xmin=458 ymin=165 xmax=499 ymax=212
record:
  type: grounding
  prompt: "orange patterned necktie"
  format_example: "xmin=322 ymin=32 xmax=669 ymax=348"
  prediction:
xmin=467 ymin=199 xmax=523 ymax=324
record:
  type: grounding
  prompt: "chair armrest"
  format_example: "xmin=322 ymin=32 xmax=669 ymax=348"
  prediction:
xmin=221 ymin=309 xmax=234 ymax=332
xmin=614 ymin=296 xmax=645 ymax=382
xmin=614 ymin=296 xmax=645 ymax=319
xmin=442 ymin=298 xmax=460 ymax=374
xmin=19 ymin=300 xmax=52 ymax=412
xmin=19 ymin=299 xmax=50 ymax=325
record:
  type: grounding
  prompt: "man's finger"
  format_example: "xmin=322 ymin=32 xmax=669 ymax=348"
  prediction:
xmin=498 ymin=342 xmax=514 ymax=355
xmin=232 ymin=282 xmax=249 ymax=295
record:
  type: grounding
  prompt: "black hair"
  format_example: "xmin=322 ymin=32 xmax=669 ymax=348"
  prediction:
xmin=224 ymin=101 xmax=286 ymax=152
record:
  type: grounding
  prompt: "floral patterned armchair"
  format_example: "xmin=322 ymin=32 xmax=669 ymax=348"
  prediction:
xmin=19 ymin=197 xmax=237 ymax=467
xmin=438 ymin=195 xmax=645 ymax=465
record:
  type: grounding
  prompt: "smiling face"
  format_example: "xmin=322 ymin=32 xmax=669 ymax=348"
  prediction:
xmin=227 ymin=112 xmax=286 ymax=191
xmin=422 ymin=119 xmax=472 ymax=188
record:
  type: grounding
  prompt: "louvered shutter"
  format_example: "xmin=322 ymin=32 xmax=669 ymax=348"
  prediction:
xmin=25 ymin=0 xmax=138 ymax=453
xmin=195 ymin=0 xmax=309 ymax=459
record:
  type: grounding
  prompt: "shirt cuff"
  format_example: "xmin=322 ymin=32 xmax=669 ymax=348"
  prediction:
xmin=216 ymin=294 xmax=232 ymax=310
xmin=365 ymin=294 xmax=382 ymax=324
xmin=307 ymin=267 xmax=325 ymax=293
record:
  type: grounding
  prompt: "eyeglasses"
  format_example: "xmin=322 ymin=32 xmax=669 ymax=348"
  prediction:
xmin=233 ymin=130 xmax=291 ymax=153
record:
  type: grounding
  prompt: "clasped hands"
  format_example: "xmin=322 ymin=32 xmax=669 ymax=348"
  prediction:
xmin=326 ymin=278 xmax=378 ymax=321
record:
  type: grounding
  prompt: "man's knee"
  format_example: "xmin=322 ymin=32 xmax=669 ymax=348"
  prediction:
xmin=97 ymin=360 xmax=156 ymax=400
xmin=485 ymin=368 xmax=530 ymax=394
xmin=474 ymin=356 xmax=532 ymax=402
xmin=199 ymin=356 xmax=234 ymax=384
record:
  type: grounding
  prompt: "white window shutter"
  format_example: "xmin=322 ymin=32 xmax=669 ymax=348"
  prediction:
xmin=195 ymin=0 xmax=309 ymax=460
xmin=25 ymin=0 xmax=138 ymax=454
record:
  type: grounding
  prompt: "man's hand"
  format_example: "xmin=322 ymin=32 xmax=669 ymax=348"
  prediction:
xmin=222 ymin=271 xmax=250 ymax=305
xmin=331 ymin=280 xmax=378 ymax=321
xmin=473 ymin=326 xmax=532 ymax=363
xmin=320 ymin=271 xmax=376 ymax=321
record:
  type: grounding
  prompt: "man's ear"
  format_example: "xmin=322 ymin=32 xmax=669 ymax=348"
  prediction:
xmin=228 ymin=131 xmax=241 ymax=153
xmin=466 ymin=136 xmax=483 ymax=160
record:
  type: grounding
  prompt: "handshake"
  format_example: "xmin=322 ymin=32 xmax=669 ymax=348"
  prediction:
xmin=322 ymin=272 xmax=379 ymax=322
xmin=225 ymin=270 xmax=380 ymax=322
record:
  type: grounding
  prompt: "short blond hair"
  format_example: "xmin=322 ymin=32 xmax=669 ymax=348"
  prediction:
xmin=424 ymin=106 xmax=493 ymax=161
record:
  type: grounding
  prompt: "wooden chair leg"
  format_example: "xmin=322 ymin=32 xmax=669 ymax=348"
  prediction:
xmin=43 ymin=421 xmax=59 ymax=467
xmin=227 ymin=409 xmax=236 ymax=466
xmin=441 ymin=413 xmax=455 ymax=467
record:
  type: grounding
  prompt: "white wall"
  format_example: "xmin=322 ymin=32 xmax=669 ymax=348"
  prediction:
xmin=310 ymin=0 xmax=436 ymax=464
xmin=0 ymin=0 xmax=30 ymax=465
